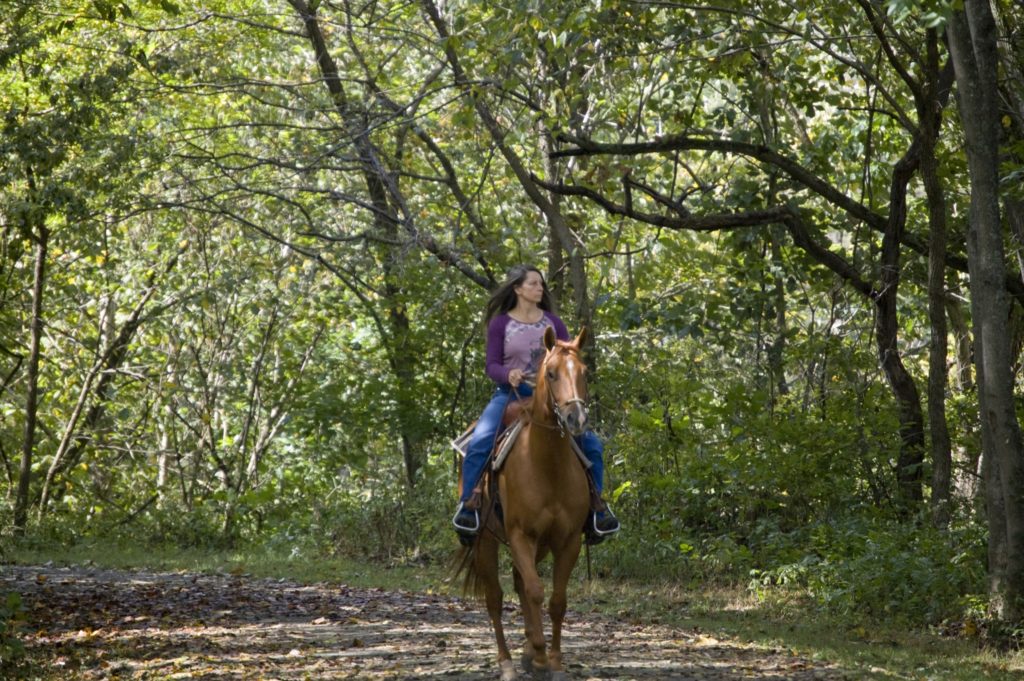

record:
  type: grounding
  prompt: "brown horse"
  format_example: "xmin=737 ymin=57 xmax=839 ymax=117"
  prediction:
xmin=457 ymin=326 xmax=592 ymax=681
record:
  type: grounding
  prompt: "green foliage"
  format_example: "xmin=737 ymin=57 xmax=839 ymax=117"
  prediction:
xmin=887 ymin=0 xmax=957 ymax=28
xmin=751 ymin=514 xmax=987 ymax=625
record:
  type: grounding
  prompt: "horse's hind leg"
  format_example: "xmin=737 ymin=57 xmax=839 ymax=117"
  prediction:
xmin=548 ymin=538 xmax=582 ymax=678
xmin=476 ymin=535 xmax=515 ymax=679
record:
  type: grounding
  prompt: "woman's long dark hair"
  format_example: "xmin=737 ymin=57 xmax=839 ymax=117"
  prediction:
xmin=484 ymin=265 xmax=554 ymax=323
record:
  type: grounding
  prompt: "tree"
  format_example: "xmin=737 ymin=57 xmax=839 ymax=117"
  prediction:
xmin=947 ymin=0 xmax=1024 ymax=622
xmin=2 ymin=2 xmax=149 ymax=531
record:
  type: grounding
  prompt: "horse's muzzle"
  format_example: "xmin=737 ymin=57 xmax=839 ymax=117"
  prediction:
xmin=558 ymin=400 xmax=588 ymax=437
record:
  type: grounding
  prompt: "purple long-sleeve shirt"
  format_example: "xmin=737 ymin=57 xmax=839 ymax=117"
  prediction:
xmin=485 ymin=311 xmax=570 ymax=385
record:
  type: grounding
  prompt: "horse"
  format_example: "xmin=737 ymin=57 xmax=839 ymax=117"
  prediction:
xmin=456 ymin=325 xmax=593 ymax=681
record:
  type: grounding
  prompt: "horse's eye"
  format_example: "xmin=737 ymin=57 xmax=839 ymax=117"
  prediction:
xmin=547 ymin=369 xmax=557 ymax=381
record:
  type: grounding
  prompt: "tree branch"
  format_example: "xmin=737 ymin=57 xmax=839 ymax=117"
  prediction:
xmin=551 ymin=132 xmax=1024 ymax=308
xmin=553 ymin=133 xmax=886 ymax=230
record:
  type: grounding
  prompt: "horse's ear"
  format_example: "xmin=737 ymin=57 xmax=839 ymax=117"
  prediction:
xmin=543 ymin=325 xmax=558 ymax=351
xmin=573 ymin=326 xmax=589 ymax=349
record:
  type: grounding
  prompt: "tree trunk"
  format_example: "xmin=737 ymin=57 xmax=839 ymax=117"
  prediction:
xmin=877 ymin=147 xmax=925 ymax=509
xmin=14 ymin=223 xmax=48 ymax=535
xmin=874 ymin=301 xmax=926 ymax=508
xmin=390 ymin=303 xmax=424 ymax=487
xmin=540 ymin=130 xmax=568 ymax=312
xmin=768 ymin=227 xmax=789 ymax=401
xmin=923 ymin=154 xmax=952 ymax=526
xmin=920 ymin=32 xmax=953 ymax=528
xmin=946 ymin=290 xmax=975 ymax=392
xmin=157 ymin=427 xmax=170 ymax=509
xmin=948 ymin=0 xmax=1024 ymax=621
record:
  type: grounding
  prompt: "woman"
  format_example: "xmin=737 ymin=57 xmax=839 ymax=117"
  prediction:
xmin=452 ymin=265 xmax=620 ymax=543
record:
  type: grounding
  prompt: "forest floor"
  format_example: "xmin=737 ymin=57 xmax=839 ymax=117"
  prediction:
xmin=2 ymin=563 xmax=858 ymax=680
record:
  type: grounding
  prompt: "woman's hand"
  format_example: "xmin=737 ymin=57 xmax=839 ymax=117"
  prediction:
xmin=508 ymin=369 xmax=524 ymax=387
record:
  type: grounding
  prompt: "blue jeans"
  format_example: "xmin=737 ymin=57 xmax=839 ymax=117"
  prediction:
xmin=460 ymin=384 xmax=604 ymax=503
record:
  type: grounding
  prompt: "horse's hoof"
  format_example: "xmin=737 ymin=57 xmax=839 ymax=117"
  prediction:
xmin=520 ymin=654 xmax=549 ymax=679
xmin=499 ymin=659 xmax=517 ymax=681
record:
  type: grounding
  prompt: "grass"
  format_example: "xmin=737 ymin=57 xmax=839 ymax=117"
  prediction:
xmin=4 ymin=536 xmax=439 ymax=593
xmin=5 ymin=536 xmax=1023 ymax=681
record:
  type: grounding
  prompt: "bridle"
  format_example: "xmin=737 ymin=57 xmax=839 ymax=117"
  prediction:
xmin=551 ymin=396 xmax=588 ymax=436
xmin=514 ymin=351 xmax=589 ymax=437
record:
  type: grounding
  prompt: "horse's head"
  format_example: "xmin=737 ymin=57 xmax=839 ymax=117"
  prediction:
xmin=540 ymin=326 xmax=590 ymax=437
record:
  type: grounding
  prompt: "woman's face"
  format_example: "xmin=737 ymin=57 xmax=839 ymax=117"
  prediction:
xmin=514 ymin=270 xmax=545 ymax=304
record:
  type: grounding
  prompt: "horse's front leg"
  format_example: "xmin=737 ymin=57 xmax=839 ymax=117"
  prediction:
xmin=508 ymin=532 xmax=549 ymax=674
xmin=548 ymin=534 xmax=583 ymax=679
xmin=511 ymin=565 xmax=535 ymax=671
xmin=476 ymin=534 xmax=516 ymax=680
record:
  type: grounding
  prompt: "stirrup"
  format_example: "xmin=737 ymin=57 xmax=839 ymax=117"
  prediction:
xmin=589 ymin=509 xmax=620 ymax=537
xmin=452 ymin=502 xmax=480 ymax=534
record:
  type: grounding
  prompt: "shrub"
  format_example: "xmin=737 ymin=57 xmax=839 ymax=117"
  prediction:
xmin=750 ymin=514 xmax=987 ymax=624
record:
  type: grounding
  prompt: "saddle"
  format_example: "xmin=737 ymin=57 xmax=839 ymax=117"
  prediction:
xmin=501 ymin=398 xmax=529 ymax=426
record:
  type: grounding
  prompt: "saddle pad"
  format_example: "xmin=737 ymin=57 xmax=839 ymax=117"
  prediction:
xmin=491 ymin=419 xmax=525 ymax=471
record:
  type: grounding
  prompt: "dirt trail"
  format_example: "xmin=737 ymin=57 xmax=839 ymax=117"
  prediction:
xmin=3 ymin=564 xmax=852 ymax=679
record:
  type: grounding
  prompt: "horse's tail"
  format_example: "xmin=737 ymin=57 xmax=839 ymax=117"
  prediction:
xmin=450 ymin=540 xmax=487 ymax=600
xmin=450 ymin=469 xmax=503 ymax=600
xmin=450 ymin=495 xmax=497 ymax=600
